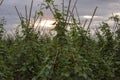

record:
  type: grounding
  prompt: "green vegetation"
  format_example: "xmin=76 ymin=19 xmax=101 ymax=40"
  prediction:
xmin=0 ymin=0 xmax=120 ymax=80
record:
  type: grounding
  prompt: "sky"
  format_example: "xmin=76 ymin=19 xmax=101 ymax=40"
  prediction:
xmin=0 ymin=0 xmax=120 ymax=31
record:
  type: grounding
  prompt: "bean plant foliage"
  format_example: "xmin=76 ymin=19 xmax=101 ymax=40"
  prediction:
xmin=0 ymin=0 xmax=120 ymax=80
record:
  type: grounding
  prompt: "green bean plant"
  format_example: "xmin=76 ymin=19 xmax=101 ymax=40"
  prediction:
xmin=0 ymin=0 xmax=120 ymax=80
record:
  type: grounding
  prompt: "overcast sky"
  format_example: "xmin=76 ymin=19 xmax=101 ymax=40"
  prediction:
xmin=0 ymin=0 xmax=120 ymax=31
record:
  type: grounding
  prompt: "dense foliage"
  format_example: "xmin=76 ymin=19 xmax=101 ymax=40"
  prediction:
xmin=0 ymin=0 xmax=120 ymax=80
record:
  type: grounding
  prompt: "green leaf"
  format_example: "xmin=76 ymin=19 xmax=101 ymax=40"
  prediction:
xmin=32 ymin=77 xmax=36 ymax=80
xmin=38 ymin=11 xmax=44 ymax=16
xmin=45 ymin=0 xmax=53 ymax=3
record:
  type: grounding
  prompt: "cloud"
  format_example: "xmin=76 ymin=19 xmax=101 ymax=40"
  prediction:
xmin=98 ymin=0 xmax=119 ymax=2
xmin=0 ymin=0 xmax=120 ymax=31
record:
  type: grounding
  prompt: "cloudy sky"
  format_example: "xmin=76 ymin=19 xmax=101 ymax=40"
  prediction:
xmin=0 ymin=0 xmax=120 ymax=31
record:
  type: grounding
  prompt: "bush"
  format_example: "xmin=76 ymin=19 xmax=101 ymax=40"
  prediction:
xmin=0 ymin=0 xmax=120 ymax=80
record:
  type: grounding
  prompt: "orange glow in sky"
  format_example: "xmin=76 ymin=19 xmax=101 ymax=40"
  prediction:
xmin=40 ymin=19 xmax=55 ymax=28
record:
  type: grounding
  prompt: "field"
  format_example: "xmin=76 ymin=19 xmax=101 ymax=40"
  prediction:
xmin=0 ymin=0 xmax=120 ymax=80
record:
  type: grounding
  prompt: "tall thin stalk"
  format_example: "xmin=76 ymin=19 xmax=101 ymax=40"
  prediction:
xmin=0 ymin=0 xmax=4 ymax=6
xmin=87 ymin=6 xmax=98 ymax=31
